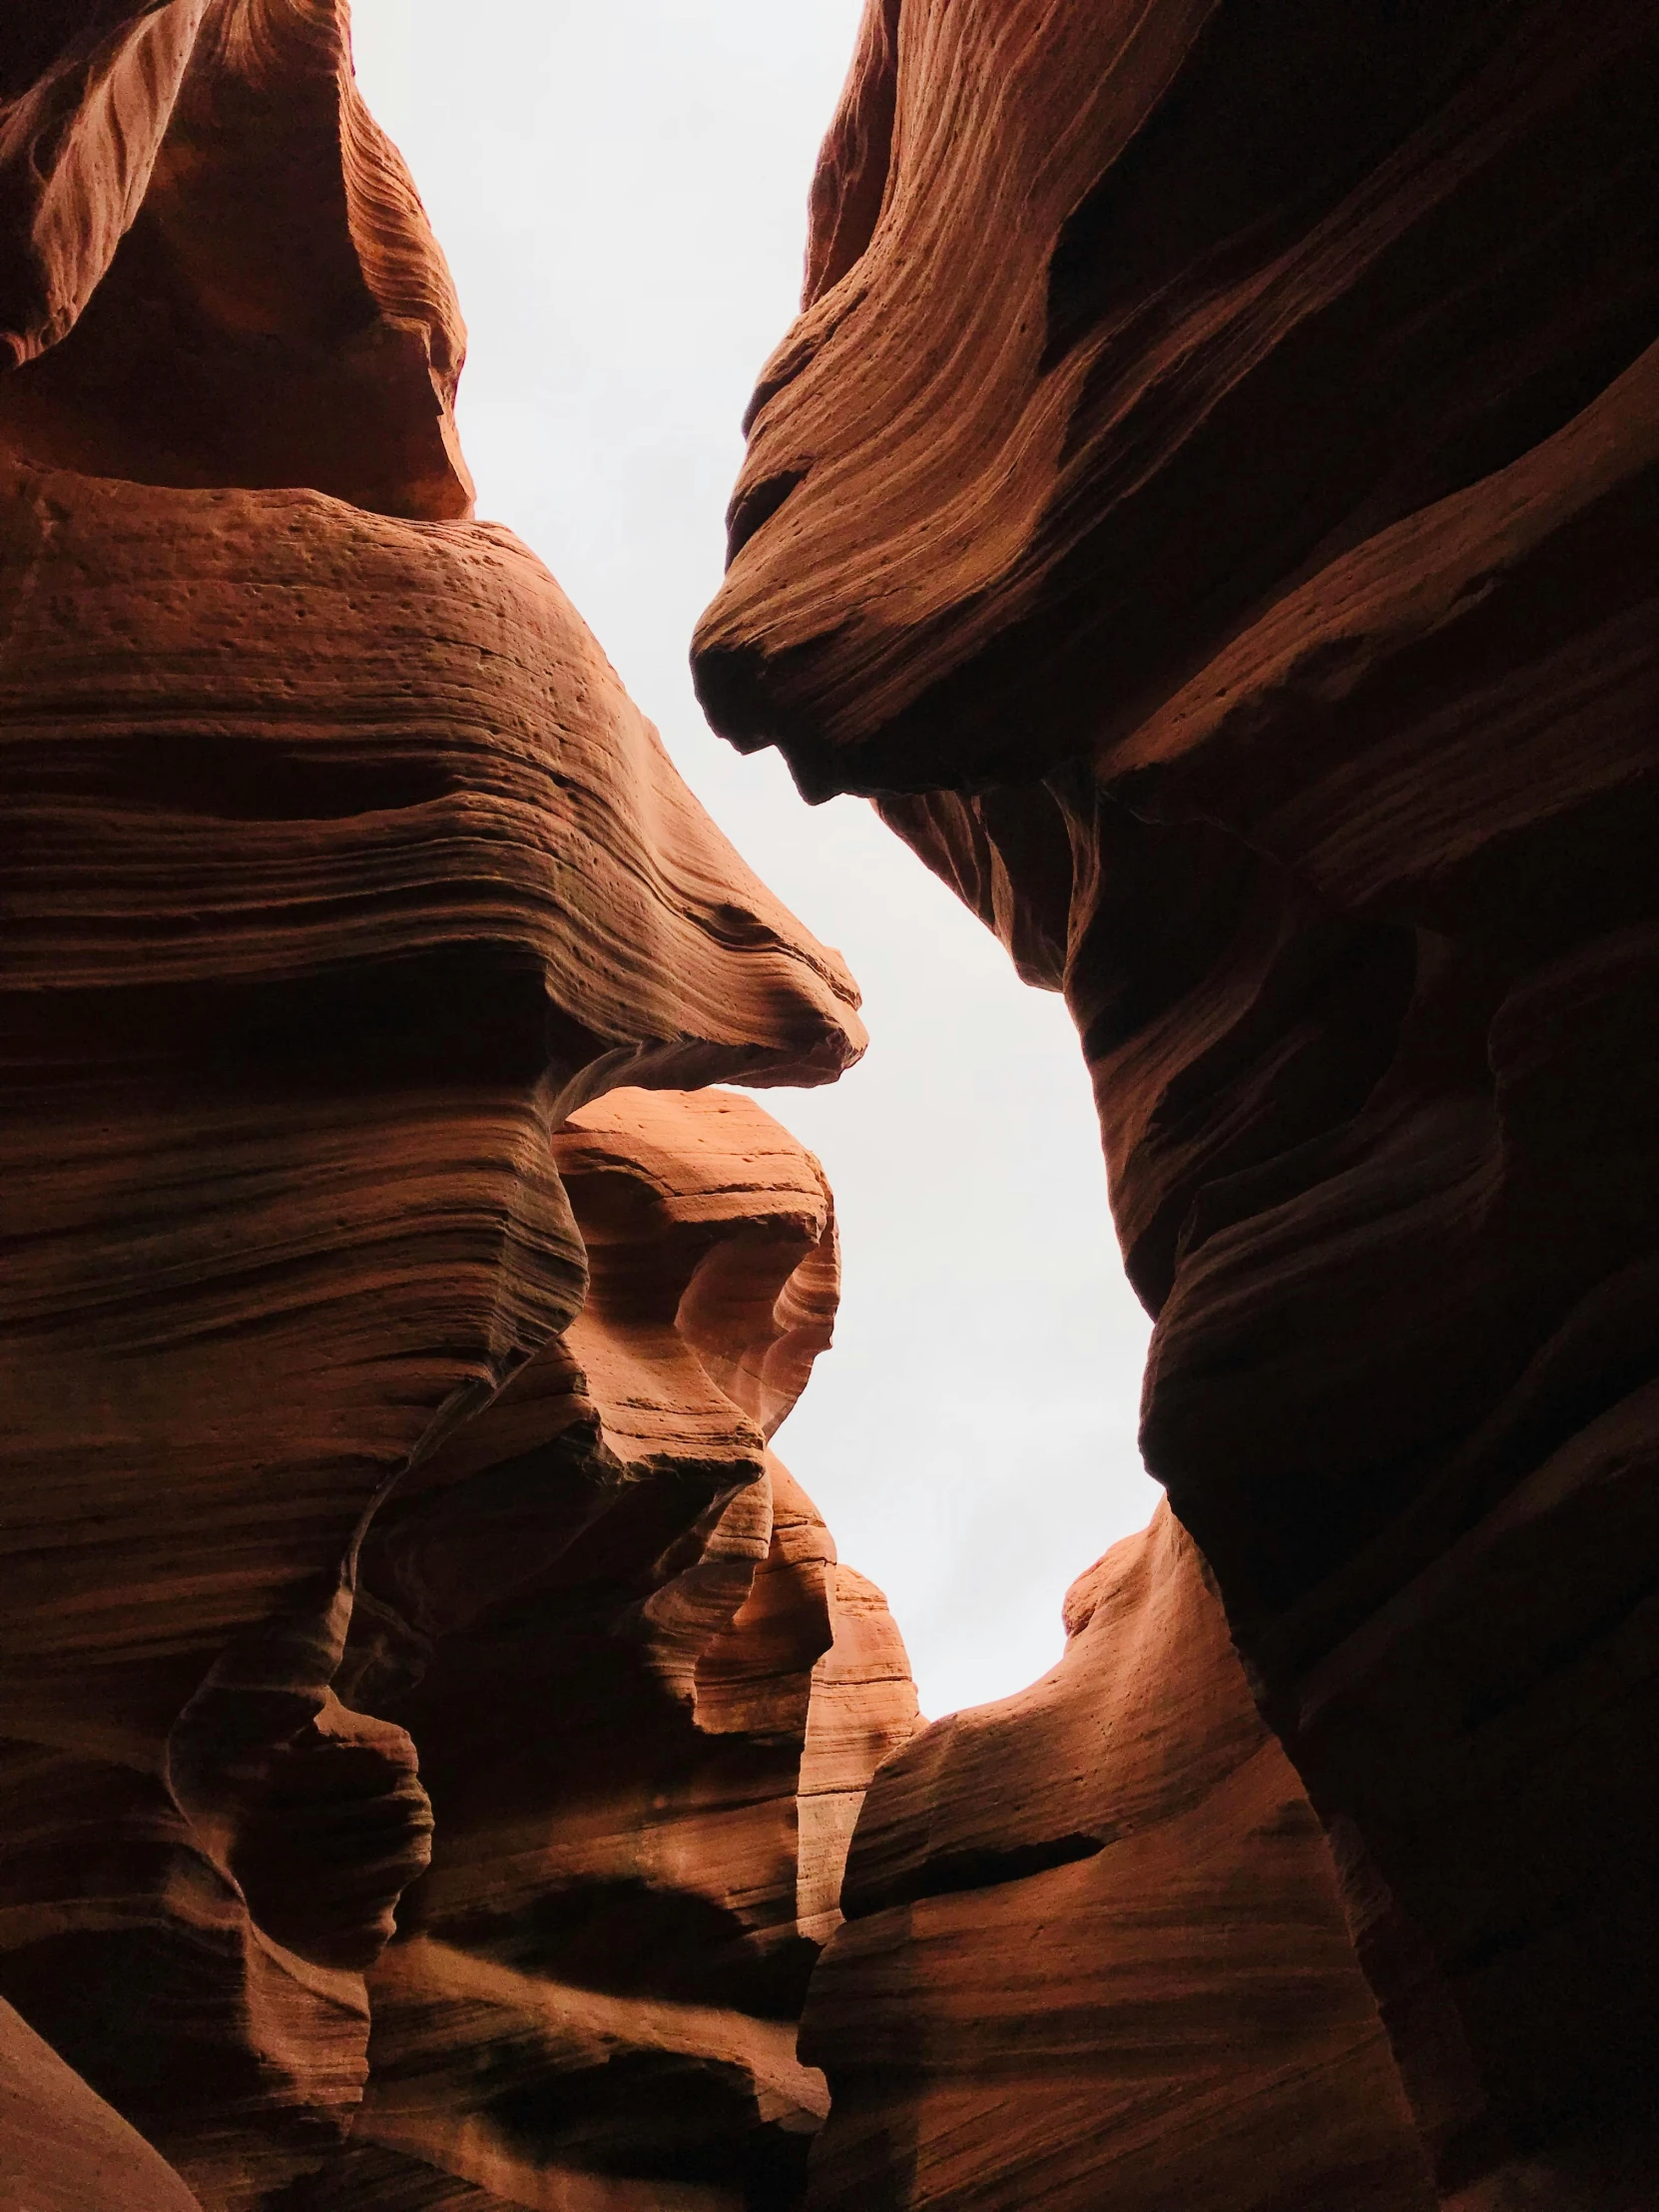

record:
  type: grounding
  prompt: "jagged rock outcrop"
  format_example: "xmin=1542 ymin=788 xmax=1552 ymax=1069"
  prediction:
xmin=695 ymin=1 xmax=1658 ymax=2204
xmin=0 ymin=10 xmax=915 ymax=2209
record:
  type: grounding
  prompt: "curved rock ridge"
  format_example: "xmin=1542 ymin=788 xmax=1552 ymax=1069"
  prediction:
xmin=695 ymin=1 xmax=1658 ymax=2202
xmin=282 ymin=1086 xmax=919 ymax=2212
xmin=0 ymin=0 xmax=473 ymax=518
xmin=0 ymin=460 xmax=865 ymax=2190
xmin=0 ymin=15 xmax=883 ymax=2205
xmin=696 ymin=0 xmax=1654 ymax=799
xmin=803 ymin=1503 xmax=1434 ymax=2211
xmin=3 ymin=1095 xmax=915 ymax=2210
xmin=0 ymin=1993 xmax=206 ymax=2212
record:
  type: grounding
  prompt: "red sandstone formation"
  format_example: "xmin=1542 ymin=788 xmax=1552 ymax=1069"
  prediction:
xmin=806 ymin=1504 xmax=1434 ymax=2211
xmin=0 ymin=10 xmax=915 ymax=2208
xmin=696 ymin=1 xmax=1658 ymax=2204
xmin=7 ymin=0 xmax=1654 ymax=2205
xmin=290 ymin=1087 xmax=918 ymax=2210
xmin=6 ymin=1062 xmax=913 ymax=2212
xmin=0 ymin=1995 xmax=205 ymax=2211
xmin=0 ymin=0 xmax=473 ymax=515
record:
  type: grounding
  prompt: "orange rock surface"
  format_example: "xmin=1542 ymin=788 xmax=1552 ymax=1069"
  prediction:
xmin=0 ymin=1994 xmax=205 ymax=2211
xmin=0 ymin=0 xmax=473 ymax=516
xmin=291 ymin=1087 xmax=919 ymax=2210
xmin=5 ymin=1 xmax=1655 ymax=2207
xmin=0 ymin=11 xmax=914 ymax=2208
xmin=696 ymin=1 xmax=1658 ymax=2204
xmin=805 ymin=1505 xmax=1434 ymax=2211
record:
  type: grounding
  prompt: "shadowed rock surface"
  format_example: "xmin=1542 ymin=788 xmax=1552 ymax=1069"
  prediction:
xmin=5 ymin=1 xmax=1655 ymax=2208
xmin=0 ymin=10 xmax=913 ymax=2208
xmin=0 ymin=1994 xmax=206 ymax=2211
xmin=279 ymin=1086 xmax=919 ymax=2211
xmin=803 ymin=1503 xmax=1436 ymax=2211
xmin=696 ymin=1 xmax=1658 ymax=2204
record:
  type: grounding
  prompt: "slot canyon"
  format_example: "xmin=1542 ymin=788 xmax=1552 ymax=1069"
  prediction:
xmin=0 ymin=3 xmax=1654 ymax=2209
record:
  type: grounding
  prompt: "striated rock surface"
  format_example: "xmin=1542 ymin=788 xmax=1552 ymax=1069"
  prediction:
xmin=805 ymin=1503 xmax=1433 ymax=2212
xmin=287 ymin=1086 xmax=919 ymax=2211
xmin=696 ymin=1 xmax=1658 ymax=2203
xmin=0 ymin=11 xmax=914 ymax=2209
xmin=0 ymin=0 xmax=474 ymax=516
xmin=8 ymin=0 xmax=1652 ymax=2205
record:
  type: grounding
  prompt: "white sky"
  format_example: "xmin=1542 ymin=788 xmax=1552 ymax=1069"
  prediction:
xmin=348 ymin=0 xmax=1157 ymax=1718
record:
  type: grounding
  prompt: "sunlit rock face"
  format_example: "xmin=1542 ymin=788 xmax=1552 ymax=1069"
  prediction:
xmin=696 ymin=0 xmax=1658 ymax=2204
xmin=0 ymin=8 xmax=916 ymax=2209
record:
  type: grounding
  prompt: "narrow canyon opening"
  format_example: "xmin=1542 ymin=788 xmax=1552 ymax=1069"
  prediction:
xmin=344 ymin=0 xmax=1160 ymax=1721
xmin=1 ymin=3 xmax=1652 ymax=2210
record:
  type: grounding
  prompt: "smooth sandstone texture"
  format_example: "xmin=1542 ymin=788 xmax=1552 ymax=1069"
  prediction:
xmin=0 ymin=1993 xmax=205 ymax=2212
xmin=805 ymin=1504 xmax=1434 ymax=2212
xmin=0 ymin=460 xmax=861 ymax=2204
xmin=288 ymin=1086 xmax=919 ymax=2212
xmin=695 ymin=0 xmax=1657 ymax=2203
xmin=0 ymin=10 xmax=908 ymax=2209
xmin=0 ymin=0 xmax=474 ymax=515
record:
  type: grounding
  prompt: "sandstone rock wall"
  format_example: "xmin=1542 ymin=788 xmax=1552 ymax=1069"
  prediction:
xmin=0 ymin=11 xmax=913 ymax=2208
xmin=0 ymin=1994 xmax=205 ymax=2212
xmin=804 ymin=1502 xmax=1436 ymax=2211
xmin=5 ymin=2 xmax=1654 ymax=2207
xmin=285 ymin=1087 xmax=919 ymax=2212
xmin=695 ymin=1 xmax=1658 ymax=2202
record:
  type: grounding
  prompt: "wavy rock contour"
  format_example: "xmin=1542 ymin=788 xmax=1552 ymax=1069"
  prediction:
xmin=289 ymin=1086 xmax=919 ymax=2211
xmin=695 ymin=2 xmax=1658 ymax=2204
xmin=0 ymin=9 xmax=911 ymax=2210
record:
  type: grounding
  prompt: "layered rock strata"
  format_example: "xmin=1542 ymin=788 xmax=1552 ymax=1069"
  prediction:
xmin=0 ymin=9 xmax=915 ymax=2208
xmin=285 ymin=1087 xmax=919 ymax=2211
xmin=804 ymin=1504 xmax=1434 ymax=2212
xmin=695 ymin=0 xmax=1658 ymax=2202
xmin=5 ymin=1065 xmax=915 ymax=2210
